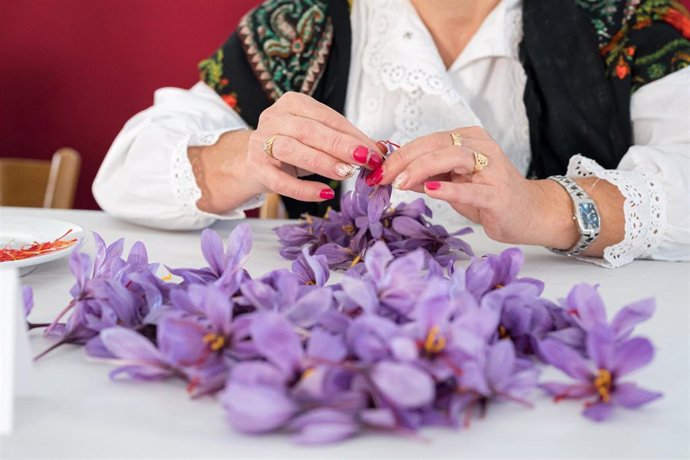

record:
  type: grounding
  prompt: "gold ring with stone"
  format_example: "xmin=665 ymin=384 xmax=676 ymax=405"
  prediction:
xmin=451 ymin=132 xmax=463 ymax=146
xmin=263 ymin=135 xmax=278 ymax=158
xmin=473 ymin=150 xmax=489 ymax=173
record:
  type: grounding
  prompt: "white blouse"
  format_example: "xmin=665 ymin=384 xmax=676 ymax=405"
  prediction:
xmin=92 ymin=0 xmax=690 ymax=267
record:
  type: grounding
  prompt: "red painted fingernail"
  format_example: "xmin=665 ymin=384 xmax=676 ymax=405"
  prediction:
xmin=425 ymin=181 xmax=441 ymax=191
xmin=367 ymin=152 xmax=383 ymax=169
xmin=319 ymin=188 xmax=335 ymax=200
xmin=366 ymin=167 xmax=384 ymax=187
xmin=353 ymin=146 xmax=369 ymax=164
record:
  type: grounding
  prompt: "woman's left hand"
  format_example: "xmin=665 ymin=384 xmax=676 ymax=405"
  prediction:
xmin=372 ymin=126 xmax=579 ymax=249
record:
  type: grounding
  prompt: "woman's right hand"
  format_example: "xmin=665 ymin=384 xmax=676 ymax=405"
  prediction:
xmin=190 ymin=92 xmax=383 ymax=214
xmin=248 ymin=91 xmax=384 ymax=198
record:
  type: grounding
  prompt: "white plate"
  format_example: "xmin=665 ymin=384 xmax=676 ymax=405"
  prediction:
xmin=0 ymin=216 xmax=85 ymax=269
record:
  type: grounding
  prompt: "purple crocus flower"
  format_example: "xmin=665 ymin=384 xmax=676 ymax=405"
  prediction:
xmin=458 ymin=340 xmax=541 ymax=408
xmin=153 ymin=285 xmax=242 ymax=395
xmin=169 ymin=225 xmax=252 ymax=291
xmin=459 ymin=248 xmax=542 ymax=301
xmin=291 ymin=247 xmax=330 ymax=287
xmin=221 ymin=312 xmax=308 ymax=433
xmin=36 ymin=234 xmax=162 ymax=360
xmin=222 ymin=311 xmax=369 ymax=439
xmin=239 ymin=269 xmax=333 ymax=328
xmin=389 ymin=216 xmax=473 ymax=266
xmin=562 ymin=283 xmax=655 ymax=342
xmin=99 ymin=284 xmax=246 ymax=396
xmin=339 ymin=242 xmax=429 ymax=320
xmin=99 ymin=326 xmax=179 ymax=381
xmin=540 ymin=325 xmax=662 ymax=421
xmin=275 ymin=215 xmax=325 ymax=260
xmin=479 ymin=282 xmax=564 ymax=356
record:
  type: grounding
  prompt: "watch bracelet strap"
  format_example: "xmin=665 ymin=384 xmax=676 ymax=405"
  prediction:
xmin=547 ymin=175 xmax=601 ymax=256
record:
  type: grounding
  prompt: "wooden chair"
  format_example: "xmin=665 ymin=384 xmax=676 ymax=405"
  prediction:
xmin=0 ymin=148 xmax=81 ymax=208
xmin=259 ymin=192 xmax=288 ymax=219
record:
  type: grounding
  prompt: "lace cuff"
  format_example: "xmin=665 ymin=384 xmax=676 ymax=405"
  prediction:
xmin=170 ymin=128 xmax=265 ymax=221
xmin=566 ymin=155 xmax=666 ymax=268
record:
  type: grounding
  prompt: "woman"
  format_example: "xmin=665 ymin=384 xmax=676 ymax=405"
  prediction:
xmin=93 ymin=0 xmax=690 ymax=267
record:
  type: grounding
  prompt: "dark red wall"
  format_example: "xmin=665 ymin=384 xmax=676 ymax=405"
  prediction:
xmin=0 ymin=0 xmax=257 ymax=210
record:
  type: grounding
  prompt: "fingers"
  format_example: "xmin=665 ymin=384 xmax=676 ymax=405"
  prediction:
xmin=267 ymin=135 xmax=356 ymax=180
xmin=423 ymin=180 xmax=496 ymax=210
xmin=381 ymin=132 xmax=450 ymax=183
xmin=268 ymin=115 xmax=383 ymax=168
xmin=276 ymin=92 xmax=378 ymax=151
xmin=261 ymin=165 xmax=336 ymax=202
xmin=389 ymin=146 xmax=476 ymax=190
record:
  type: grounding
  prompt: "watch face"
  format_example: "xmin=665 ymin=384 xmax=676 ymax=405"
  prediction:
xmin=578 ymin=202 xmax=600 ymax=230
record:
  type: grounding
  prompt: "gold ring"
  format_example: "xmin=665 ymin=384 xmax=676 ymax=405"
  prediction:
xmin=263 ymin=135 xmax=278 ymax=158
xmin=473 ymin=151 xmax=489 ymax=173
xmin=451 ymin=133 xmax=463 ymax=146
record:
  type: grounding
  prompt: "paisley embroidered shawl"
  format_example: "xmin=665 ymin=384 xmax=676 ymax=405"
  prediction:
xmin=199 ymin=0 xmax=690 ymax=215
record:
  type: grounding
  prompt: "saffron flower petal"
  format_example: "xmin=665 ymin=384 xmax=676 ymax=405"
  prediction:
xmin=583 ymin=401 xmax=615 ymax=422
xmin=222 ymin=382 xmax=298 ymax=433
xmin=251 ymin=312 xmax=304 ymax=375
xmin=611 ymin=337 xmax=655 ymax=377
xmin=611 ymin=382 xmax=662 ymax=408
xmin=371 ymin=361 xmax=435 ymax=409
xmin=610 ymin=298 xmax=655 ymax=341
xmin=539 ymin=338 xmax=592 ymax=380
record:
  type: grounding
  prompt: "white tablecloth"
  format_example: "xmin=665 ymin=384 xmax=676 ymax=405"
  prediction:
xmin=1 ymin=207 xmax=688 ymax=459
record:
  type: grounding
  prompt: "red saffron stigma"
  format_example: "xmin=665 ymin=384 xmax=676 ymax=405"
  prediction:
xmin=0 ymin=228 xmax=77 ymax=262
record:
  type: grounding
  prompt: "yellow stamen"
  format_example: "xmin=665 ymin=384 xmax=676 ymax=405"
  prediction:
xmin=593 ymin=369 xmax=612 ymax=403
xmin=202 ymin=332 xmax=226 ymax=352
xmin=350 ymin=254 xmax=362 ymax=267
xmin=305 ymin=280 xmax=316 ymax=286
xmin=424 ymin=325 xmax=446 ymax=354
xmin=342 ymin=224 xmax=355 ymax=235
xmin=302 ymin=367 xmax=315 ymax=380
xmin=495 ymin=283 xmax=504 ymax=289
xmin=161 ymin=274 xmax=172 ymax=281
xmin=324 ymin=206 xmax=332 ymax=219
xmin=498 ymin=325 xmax=509 ymax=340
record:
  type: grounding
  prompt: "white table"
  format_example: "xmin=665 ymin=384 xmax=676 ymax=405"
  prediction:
xmin=1 ymin=207 xmax=689 ymax=459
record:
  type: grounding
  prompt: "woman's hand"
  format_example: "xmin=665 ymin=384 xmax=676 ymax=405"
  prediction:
xmin=371 ymin=126 xmax=622 ymax=252
xmin=190 ymin=92 xmax=383 ymax=214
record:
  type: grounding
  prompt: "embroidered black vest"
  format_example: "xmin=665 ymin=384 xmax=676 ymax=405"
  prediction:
xmin=199 ymin=0 xmax=690 ymax=217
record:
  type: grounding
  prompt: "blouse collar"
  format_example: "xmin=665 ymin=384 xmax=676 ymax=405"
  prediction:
xmin=361 ymin=0 xmax=523 ymax=105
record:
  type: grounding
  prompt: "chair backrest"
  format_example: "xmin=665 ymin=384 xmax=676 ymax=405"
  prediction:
xmin=259 ymin=192 xmax=288 ymax=219
xmin=0 ymin=148 xmax=81 ymax=208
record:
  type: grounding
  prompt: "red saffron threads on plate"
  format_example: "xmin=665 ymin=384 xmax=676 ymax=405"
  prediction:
xmin=0 ymin=229 xmax=78 ymax=262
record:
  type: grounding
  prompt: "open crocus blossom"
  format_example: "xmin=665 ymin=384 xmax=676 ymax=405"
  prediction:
xmin=539 ymin=325 xmax=662 ymax=421
xmin=29 ymin=176 xmax=662 ymax=444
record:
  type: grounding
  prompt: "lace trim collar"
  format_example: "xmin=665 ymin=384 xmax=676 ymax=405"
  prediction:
xmin=360 ymin=0 xmax=522 ymax=105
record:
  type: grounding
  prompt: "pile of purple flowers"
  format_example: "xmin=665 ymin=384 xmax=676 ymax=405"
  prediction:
xmin=275 ymin=167 xmax=474 ymax=269
xmin=27 ymin=224 xmax=662 ymax=444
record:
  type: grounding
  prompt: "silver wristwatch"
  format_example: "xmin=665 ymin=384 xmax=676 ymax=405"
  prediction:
xmin=547 ymin=175 xmax=601 ymax=256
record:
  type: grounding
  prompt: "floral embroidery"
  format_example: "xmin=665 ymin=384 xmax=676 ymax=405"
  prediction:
xmin=577 ymin=0 xmax=690 ymax=91
xmin=199 ymin=50 xmax=241 ymax=112
xmin=237 ymin=0 xmax=333 ymax=101
xmin=198 ymin=49 xmax=224 ymax=90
